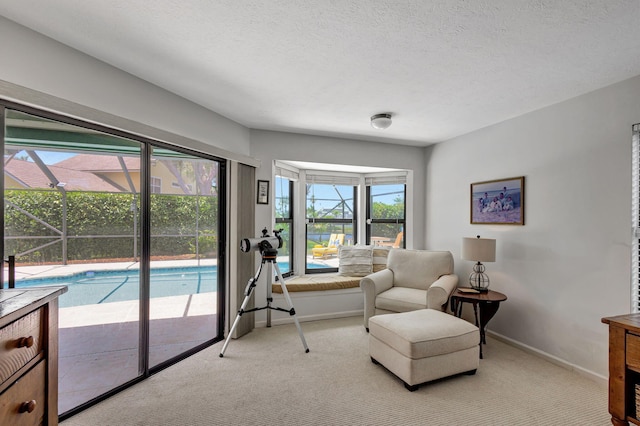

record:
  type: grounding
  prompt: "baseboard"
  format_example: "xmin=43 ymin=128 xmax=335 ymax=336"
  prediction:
xmin=487 ymin=330 xmax=607 ymax=388
xmin=255 ymin=310 xmax=363 ymax=327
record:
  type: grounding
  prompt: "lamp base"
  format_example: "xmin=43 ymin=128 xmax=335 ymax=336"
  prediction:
xmin=469 ymin=262 xmax=490 ymax=292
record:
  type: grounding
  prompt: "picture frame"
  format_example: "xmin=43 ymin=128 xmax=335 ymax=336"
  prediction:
xmin=471 ymin=176 xmax=524 ymax=225
xmin=257 ymin=179 xmax=269 ymax=204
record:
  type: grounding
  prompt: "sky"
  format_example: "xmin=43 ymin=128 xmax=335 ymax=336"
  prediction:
xmin=38 ymin=151 xmax=76 ymax=164
xmin=15 ymin=149 xmax=76 ymax=165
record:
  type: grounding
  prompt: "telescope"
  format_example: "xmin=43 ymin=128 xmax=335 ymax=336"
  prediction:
xmin=240 ymin=228 xmax=283 ymax=253
xmin=220 ymin=226 xmax=309 ymax=357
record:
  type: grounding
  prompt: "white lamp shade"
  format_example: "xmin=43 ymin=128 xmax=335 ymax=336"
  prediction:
xmin=462 ymin=237 xmax=496 ymax=262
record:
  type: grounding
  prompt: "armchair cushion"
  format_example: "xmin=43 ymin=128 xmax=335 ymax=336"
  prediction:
xmin=376 ymin=287 xmax=427 ymax=313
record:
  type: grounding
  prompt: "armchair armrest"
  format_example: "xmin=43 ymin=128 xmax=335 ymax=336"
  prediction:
xmin=426 ymin=274 xmax=458 ymax=311
xmin=359 ymin=269 xmax=394 ymax=330
xmin=360 ymin=268 xmax=394 ymax=295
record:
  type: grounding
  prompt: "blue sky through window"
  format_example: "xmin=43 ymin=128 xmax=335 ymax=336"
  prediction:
xmin=14 ymin=150 xmax=76 ymax=165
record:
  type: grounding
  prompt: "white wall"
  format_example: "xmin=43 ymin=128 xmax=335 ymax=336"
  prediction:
xmin=0 ymin=16 xmax=251 ymax=157
xmin=425 ymin=74 xmax=640 ymax=378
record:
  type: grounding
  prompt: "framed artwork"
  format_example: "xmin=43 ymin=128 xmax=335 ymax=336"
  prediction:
xmin=257 ymin=179 xmax=269 ymax=204
xmin=471 ymin=176 xmax=524 ymax=225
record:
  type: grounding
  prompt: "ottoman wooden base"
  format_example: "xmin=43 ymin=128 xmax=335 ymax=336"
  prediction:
xmin=368 ymin=309 xmax=479 ymax=391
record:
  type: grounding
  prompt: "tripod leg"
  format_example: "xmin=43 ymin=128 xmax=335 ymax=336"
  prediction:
xmin=219 ymin=279 xmax=257 ymax=357
xmin=274 ymin=263 xmax=309 ymax=353
xmin=266 ymin=262 xmax=272 ymax=328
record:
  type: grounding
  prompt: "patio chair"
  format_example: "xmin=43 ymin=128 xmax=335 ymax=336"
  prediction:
xmin=312 ymin=234 xmax=344 ymax=258
xmin=379 ymin=232 xmax=403 ymax=249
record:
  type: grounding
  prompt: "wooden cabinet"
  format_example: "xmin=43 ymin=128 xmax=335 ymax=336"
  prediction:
xmin=0 ymin=286 xmax=67 ymax=425
xmin=602 ymin=314 xmax=640 ymax=426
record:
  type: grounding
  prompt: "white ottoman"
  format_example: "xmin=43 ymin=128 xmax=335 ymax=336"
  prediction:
xmin=369 ymin=309 xmax=479 ymax=391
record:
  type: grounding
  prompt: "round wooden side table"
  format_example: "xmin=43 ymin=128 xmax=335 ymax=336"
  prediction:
xmin=450 ymin=289 xmax=507 ymax=359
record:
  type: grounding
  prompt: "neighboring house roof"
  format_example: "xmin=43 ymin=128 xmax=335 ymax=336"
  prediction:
xmin=4 ymin=158 xmax=124 ymax=192
xmin=53 ymin=154 xmax=140 ymax=172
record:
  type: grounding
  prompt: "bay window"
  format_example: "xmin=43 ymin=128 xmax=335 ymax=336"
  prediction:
xmin=273 ymin=161 xmax=410 ymax=277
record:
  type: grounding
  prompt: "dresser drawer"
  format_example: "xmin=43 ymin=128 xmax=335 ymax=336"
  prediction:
xmin=627 ymin=332 xmax=640 ymax=371
xmin=0 ymin=308 xmax=43 ymax=386
xmin=0 ymin=360 xmax=46 ymax=426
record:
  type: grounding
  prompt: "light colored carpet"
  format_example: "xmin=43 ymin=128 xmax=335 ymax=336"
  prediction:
xmin=61 ymin=316 xmax=609 ymax=425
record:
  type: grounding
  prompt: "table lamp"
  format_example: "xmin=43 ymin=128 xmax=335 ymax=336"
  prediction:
xmin=462 ymin=235 xmax=496 ymax=292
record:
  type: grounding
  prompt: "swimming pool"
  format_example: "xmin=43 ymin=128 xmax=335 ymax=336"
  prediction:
xmin=17 ymin=266 xmax=218 ymax=308
xmin=16 ymin=261 xmax=326 ymax=308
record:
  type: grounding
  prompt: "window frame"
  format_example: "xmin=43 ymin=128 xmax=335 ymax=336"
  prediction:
xmin=365 ymin=183 xmax=406 ymax=248
xmin=305 ymin=183 xmax=357 ymax=274
xmin=150 ymin=176 xmax=162 ymax=193
xmin=275 ymin=176 xmax=294 ymax=277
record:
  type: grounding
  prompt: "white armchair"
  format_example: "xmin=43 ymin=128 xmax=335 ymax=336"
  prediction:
xmin=359 ymin=249 xmax=459 ymax=331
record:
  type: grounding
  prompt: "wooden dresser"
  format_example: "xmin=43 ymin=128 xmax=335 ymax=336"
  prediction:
xmin=0 ymin=286 xmax=67 ymax=426
xmin=602 ymin=313 xmax=640 ymax=426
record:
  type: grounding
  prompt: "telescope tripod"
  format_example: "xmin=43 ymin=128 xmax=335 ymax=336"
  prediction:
xmin=219 ymin=248 xmax=309 ymax=357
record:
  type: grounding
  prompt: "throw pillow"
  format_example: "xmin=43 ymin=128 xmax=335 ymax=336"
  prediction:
xmin=372 ymin=246 xmax=391 ymax=272
xmin=338 ymin=245 xmax=373 ymax=277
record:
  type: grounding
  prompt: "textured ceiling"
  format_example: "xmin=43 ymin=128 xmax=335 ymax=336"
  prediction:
xmin=1 ymin=1 xmax=640 ymax=146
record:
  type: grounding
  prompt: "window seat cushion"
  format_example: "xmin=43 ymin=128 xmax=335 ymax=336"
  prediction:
xmin=272 ymin=247 xmax=393 ymax=293
xmin=272 ymin=273 xmax=361 ymax=293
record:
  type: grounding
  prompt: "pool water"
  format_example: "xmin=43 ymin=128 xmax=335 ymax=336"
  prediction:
xmin=17 ymin=266 xmax=217 ymax=308
xmin=16 ymin=261 xmax=327 ymax=308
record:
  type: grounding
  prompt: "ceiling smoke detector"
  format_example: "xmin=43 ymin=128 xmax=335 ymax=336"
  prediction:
xmin=370 ymin=113 xmax=392 ymax=130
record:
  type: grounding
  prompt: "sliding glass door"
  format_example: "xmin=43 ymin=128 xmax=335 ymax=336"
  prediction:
xmin=148 ymin=148 xmax=221 ymax=367
xmin=2 ymin=105 xmax=225 ymax=416
xmin=4 ymin=109 xmax=144 ymax=413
